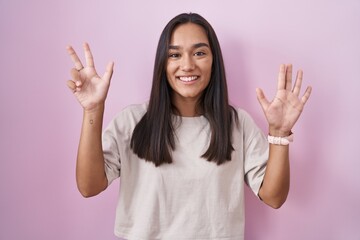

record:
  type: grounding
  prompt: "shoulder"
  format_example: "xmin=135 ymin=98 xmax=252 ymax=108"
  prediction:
xmin=117 ymin=102 xmax=148 ymax=120
xmin=233 ymin=107 xmax=255 ymax=126
xmin=232 ymin=107 xmax=263 ymax=137
xmin=106 ymin=102 xmax=148 ymax=134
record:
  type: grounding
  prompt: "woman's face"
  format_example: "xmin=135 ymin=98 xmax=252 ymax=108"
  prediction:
xmin=166 ymin=23 xmax=213 ymax=106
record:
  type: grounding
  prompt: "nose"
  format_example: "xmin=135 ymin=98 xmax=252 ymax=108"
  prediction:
xmin=180 ymin=54 xmax=195 ymax=71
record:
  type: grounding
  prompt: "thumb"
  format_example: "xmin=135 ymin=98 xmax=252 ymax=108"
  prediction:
xmin=256 ymin=88 xmax=270 ymax=111
xmin=103 ymin=61 xmax=114 ymax=82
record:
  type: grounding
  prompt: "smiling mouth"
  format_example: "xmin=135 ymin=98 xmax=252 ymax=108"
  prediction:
xmin=177 ymin=76 xmax=199 ymax=82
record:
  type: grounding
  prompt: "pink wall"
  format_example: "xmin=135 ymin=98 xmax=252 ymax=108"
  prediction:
xmin=1 ymin=0 xmax=359 ymax=239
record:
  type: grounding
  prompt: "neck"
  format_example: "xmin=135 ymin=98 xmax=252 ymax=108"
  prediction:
xmin=172 ymin=96 xmax=203 ymax=117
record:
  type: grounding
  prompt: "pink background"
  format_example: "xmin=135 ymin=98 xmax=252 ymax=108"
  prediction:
xmin=1 ymin=0 xmax=359 ymax=239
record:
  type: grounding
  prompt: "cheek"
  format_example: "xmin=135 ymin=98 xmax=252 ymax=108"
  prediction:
xmin=166 ymin=63 xmax=176 ymax=77
xmin=202 ymin=60 xmax=213 ymax=77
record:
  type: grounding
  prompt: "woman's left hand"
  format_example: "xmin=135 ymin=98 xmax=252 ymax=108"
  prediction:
xmin=256 ymin=64 xmax=312 ymax=136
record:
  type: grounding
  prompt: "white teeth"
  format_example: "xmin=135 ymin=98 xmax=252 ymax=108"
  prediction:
xmin=179 ymin=76 xmax=198 ymax=82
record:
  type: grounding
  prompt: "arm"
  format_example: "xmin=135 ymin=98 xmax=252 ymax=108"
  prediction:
xmin=66 ymin=43 xmax=114 ymax=197
xmin=258 ymin=143 xmax=290 ymax=209
xmin=256 ymin=64 xmax=312 ymax=208
xmin=76 ymin=105 xmax=108 ymax=198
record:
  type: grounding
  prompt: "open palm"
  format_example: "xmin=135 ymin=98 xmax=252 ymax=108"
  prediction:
xmin=256 ymin=64 xmax=312 ymax=136
xmin=66 ymin=43 xmax=114 ymax=111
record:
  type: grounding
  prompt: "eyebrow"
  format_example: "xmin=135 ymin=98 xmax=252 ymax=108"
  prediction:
xmin=169 ymin=42 xmax=210 ymax=50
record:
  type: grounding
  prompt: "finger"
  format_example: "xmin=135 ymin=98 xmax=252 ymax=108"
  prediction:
xmin=83 ymin=42 xmax=95 ymax=68
xmin=256 ymin=88 xmax=270 ymax=111
xmin=293 ymin=69 xmax=303 ymax=96
xmin=66 ymin=80 xmax=76 ymax=92
xmin=102 ymin=61 xmax=114 ymax=82
xmin=277 ymin=64 xmax=286 ymax=90
xmin=285 ymin=64 xmax=292 ymax=91
xmin=66 ymin=45 xmax=84 ymax=71
xmin=70 ymin=68 xmax=83 ymax=87
xmin=300 ymin=86 xmax=312 ymax=105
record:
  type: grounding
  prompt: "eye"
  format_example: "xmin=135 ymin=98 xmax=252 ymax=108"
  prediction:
xmin=168 ymin=53 xmax=180 ymax=58
xmin=194 ymin=51 xmax=206 ymax=56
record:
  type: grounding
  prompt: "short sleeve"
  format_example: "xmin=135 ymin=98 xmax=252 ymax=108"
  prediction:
xmin=102 ymin=119 xmax=121 ymax=186
xmin=102 ymin=103 xmax=148 ymax=186
xmin=239 ymin=110 xmax=269 ymax=197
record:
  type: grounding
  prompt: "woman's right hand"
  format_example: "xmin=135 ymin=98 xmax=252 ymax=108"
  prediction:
xmin=66 ymin=43 xmax=114 ymax=112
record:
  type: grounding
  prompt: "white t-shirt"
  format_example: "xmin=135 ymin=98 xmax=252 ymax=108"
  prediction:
xmin=103 ymin=103 xmax=269 ymax=240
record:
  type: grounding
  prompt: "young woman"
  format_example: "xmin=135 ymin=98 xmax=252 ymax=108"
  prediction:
xmin=66 ymin=13 xmax=311 ymax=240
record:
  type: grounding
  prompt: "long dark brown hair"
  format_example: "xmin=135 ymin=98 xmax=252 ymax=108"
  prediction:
xmin=131 ymin=13 xmax=238 ymax=166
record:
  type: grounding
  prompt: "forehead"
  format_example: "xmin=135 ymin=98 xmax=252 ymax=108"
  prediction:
xmin=170 ymin=23 xmax=209 ymax=45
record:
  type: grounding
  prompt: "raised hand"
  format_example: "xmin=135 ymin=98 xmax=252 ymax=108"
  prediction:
xmin=66 ymin=43 xmax=114 ymax=111
xmin=256 ymin=64 xmax=312 ymax=136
